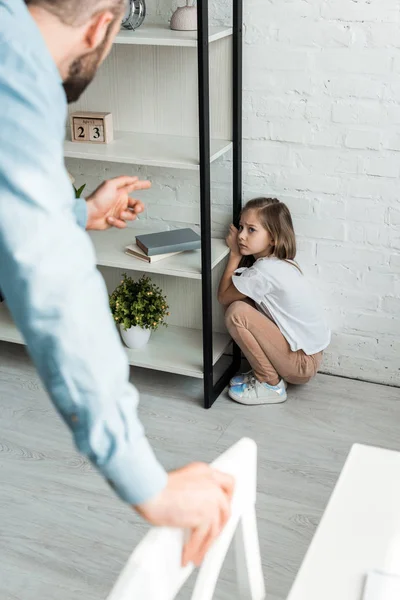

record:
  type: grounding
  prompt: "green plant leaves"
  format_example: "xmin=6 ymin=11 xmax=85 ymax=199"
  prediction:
xmin=74 ymin=184 xmax=86 ymax=198
xmin=109 ymin=274 xmax=170 ymax=332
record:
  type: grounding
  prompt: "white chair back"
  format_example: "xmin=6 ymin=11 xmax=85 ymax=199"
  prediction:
xmin=106 ymin=437 xmax=265 ymax=600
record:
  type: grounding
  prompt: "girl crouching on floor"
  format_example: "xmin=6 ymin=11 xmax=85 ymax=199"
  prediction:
xmin=218 ymin=197 xmax=330 ymax=405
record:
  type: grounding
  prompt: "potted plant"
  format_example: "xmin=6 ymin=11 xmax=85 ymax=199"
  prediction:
xmin=110 ymin=274 xmax=169 ymax=349
xmin=67 ymin=171 xmax=86 ymax=198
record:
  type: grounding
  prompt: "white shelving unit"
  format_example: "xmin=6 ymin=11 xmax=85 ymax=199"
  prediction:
xmin=0 ymin=305 xmax=23 ymax=345
xmin=0 ymin=226 xmax=231 ymax=376
xmin=1 ymin=13 xmax=242 ymax=407
xmin=66 ymin=24 xmax=233 ymax=167
xmin=114 ymin=24 xmax=232 ymax=47
xmin=0 ymin=304 xmax=230 ymax=378
xmin=0 ymin=304 xmax=228 ymax=379
xmin=125 ymin=326 xmax=229 ymax=378
xmin=64 ymin=18 xmax=235 ymax=397
xmin=90 ymin=228 xmax=229 ymax=280
xmin=65 ymin=132 xmax=232 ymax=169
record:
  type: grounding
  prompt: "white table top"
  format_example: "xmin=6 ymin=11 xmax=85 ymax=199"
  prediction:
xmin=287 ymin=444 xmax=400 ymax=600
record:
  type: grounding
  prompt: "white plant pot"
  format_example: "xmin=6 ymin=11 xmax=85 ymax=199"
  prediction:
xmin=120 ymin=325 xmax=151 ymax=349
xmin=170 ymin=6 xmax=197 ymax=31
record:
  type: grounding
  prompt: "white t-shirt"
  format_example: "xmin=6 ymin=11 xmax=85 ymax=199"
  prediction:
xmin=232 ymin=257 xmax=331 ymax=355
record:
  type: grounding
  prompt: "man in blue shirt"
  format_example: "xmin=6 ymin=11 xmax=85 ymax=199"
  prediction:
xmin=0 ymin=0 xmax=233 ymax=567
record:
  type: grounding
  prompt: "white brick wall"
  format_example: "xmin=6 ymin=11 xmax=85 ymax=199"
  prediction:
xmin=67 ymin=0 xmax=400 ymax=386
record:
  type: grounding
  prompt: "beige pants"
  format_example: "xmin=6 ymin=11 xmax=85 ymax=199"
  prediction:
xmin=225 ymin=301 xmax=323 ymax=386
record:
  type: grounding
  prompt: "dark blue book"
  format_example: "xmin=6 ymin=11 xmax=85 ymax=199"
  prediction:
xmin=136 ymin=228 xmax=201 ymax=256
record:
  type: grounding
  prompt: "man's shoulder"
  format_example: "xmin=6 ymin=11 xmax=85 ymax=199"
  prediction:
xmin=0 ymin=0 xmax=65 ymax=127
xmin=0 ymin=44 xmax=65 ymax=150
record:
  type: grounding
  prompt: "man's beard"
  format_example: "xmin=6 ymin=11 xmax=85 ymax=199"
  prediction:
xmin=63 ymin=38 xmax=108 ymax=104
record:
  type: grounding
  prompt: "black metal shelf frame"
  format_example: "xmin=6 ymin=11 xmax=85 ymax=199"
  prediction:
xmin=197 ymin=0 xmax=243 ymax=409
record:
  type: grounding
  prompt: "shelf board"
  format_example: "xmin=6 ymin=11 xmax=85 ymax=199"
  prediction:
xmin=115 ymin=24 xmax=232 ymax=47
xmin=0 ymin=306 xmax=231 ymax=379
xmin=90 ymin=228 xmax=229 ymax=280
xmin=125 ymin=326 xmax=231 ymax=378
xmin=0 ymin=305 xmax=23 ymax=345
xmin=65 ymin=132 xmax=232 ymax=169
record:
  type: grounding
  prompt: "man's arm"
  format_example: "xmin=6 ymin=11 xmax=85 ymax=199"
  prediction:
xmin=74 ymin=196 xmax=88 ymax=229
xmin=0 ymin=86 xmax=167 ymax=506
xmin=0 ymin=187 xmax=168 ymax=504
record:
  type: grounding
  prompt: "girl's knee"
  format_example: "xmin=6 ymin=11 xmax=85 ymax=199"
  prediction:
xmin=225 ymin=300 xmax=253 ymax=328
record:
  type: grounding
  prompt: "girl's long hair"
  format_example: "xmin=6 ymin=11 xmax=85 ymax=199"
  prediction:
xmin=239 ymin=198 xmax=301 ymax=271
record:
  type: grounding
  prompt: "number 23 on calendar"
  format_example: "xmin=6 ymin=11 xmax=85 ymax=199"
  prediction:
xmin=70 ymin=112 xmax=114 ymax=144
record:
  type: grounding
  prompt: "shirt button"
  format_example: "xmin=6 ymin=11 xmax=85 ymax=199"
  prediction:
xmin=71 ymin=414 xmax=79 ymax=424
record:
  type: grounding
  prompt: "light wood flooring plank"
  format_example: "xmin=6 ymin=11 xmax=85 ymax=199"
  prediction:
xmin=0 ymin=341 xmax=400 ymax=599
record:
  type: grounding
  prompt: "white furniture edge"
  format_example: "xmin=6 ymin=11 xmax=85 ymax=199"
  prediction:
xmin=0 ymin=305 xmax=23 ymax=345
xmin=287 ymin=443 xmax=400 ymax=600
xmin=115 ymin=24 xmax=233 ymax=47
xmin=64 ymin=133 xmax=232 ymax=170
xmin=90 ymin=229 xmax=230 ymax=280
xmin=125 ymin=327 xmax=231 ymax=378
xmin=0 ymin=232 xmax=231 ymax=377
xmin=107 ymin=438 xmax=266 ymax=600
xmin=0 ymin=307 xmax=231 ymax=379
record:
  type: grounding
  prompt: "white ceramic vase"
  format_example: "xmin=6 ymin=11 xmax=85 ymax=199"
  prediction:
xmin=120 ymin=324 xmax=151 ymax=349
xmin=170 ymin=3 xmax=197 ymax=31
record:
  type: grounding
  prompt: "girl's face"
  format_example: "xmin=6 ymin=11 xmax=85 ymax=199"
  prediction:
xmin=238 ymin=209 xmax=274 ymax=259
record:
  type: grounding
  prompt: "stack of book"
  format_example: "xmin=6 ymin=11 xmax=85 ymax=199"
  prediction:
xmin=125 ymin=228 xmax=201 ymax=264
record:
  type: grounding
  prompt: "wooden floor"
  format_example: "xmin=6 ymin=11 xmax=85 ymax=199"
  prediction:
xmin=1 ymin=340 xmax=400 ymax=600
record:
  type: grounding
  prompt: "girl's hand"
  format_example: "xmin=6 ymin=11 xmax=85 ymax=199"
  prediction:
xmin=226 ymin=224 xmax=241 ymax=256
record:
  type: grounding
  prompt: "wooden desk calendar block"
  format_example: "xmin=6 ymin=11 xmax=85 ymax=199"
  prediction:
xmin=70 ymin=111 xmax=113 ymax=144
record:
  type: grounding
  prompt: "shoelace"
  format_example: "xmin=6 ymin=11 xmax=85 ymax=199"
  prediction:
xmin=243 ymin=377 xmax=282 ymax=397
xmin=243 ymin=376 xmax=257 ymax=395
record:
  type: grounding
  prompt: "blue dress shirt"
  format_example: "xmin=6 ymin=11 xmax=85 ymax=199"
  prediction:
xmin=0 ymin=0 xmax=168 ymax=504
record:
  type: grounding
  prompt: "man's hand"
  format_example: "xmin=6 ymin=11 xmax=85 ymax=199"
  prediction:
xmin=85 ymin=176 xmax=151 ymax=231
xmin=135 ymin=463 xmax=235 ymax=567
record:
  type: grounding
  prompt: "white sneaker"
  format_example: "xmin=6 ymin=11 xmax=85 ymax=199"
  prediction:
xmin=230 ymin=371 xmax=288 ymax=390
xmin=228 ymin=378 xmax=287 ymax=405
xmin=230 ymin=369 xmax=254 ymax=387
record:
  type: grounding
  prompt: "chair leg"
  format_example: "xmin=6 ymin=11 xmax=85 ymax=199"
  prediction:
xmin=234 ymin=505 xmax=266 ymax=600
